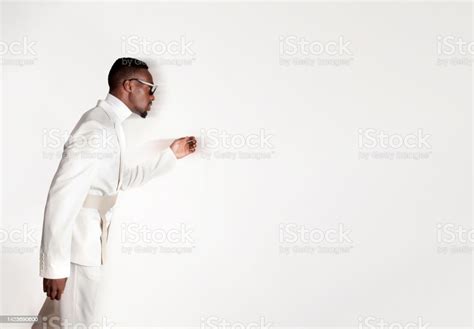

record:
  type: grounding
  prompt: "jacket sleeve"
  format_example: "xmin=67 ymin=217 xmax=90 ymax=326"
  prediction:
xmin=39 ymin=120 xmax=104 ymax=279
xmin=119 ymin=146 xmax=178 ymax=191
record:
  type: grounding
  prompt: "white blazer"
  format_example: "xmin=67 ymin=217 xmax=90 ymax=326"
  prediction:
xmin=39 ymin=94 xmax=177 ymax=279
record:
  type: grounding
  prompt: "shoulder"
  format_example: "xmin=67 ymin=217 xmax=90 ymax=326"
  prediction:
xmin=65 ymin=105 xmax=117 ymax=152
xmin=70 ymin=106 xmax=115 ymax=137
xmin=80 ymin=105 xmax=115 ymax=129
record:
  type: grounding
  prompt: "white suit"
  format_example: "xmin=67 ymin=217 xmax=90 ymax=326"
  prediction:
xmin=34 ymin=94 xmax=177 ymax=327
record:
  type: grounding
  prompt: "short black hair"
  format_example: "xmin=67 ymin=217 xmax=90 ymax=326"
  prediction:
xmin=108 ymin=57 xmax=149 ymax=91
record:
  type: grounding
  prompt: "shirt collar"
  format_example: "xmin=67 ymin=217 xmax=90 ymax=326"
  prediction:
xmin=103 ymin=93 xmax=132 ymax=123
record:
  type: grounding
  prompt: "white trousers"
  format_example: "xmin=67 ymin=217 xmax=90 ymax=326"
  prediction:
xmin=32 ymin=263 xmax=103 ymax=329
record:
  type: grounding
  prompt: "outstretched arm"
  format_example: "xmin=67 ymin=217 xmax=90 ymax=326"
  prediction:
xmin=119 ymin=136 xmax=197 ymax=191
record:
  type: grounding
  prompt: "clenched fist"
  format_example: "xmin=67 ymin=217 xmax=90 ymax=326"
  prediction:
xmin=170 ymin=136 xmax=197 ymax=159
xmin=43 ymin=278 xmax=67 ymax=300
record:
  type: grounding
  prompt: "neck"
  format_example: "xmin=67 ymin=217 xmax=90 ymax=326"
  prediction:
xmin=109 ymin=90 xmax=134 ymax=114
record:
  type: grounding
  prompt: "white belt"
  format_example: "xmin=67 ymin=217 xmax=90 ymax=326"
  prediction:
xmin=82 ymin=193 xmax=118 ymax=264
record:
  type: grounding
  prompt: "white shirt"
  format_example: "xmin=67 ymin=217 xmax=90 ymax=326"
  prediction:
xmin=39 ymin=94 xmax=177 ymax=278
xmin=104 ymin=93 xmax=131 ymax=148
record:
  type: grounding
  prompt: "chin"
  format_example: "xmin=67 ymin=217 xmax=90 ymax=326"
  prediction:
xmin=140 ymin=111 xmax=148 ymax=118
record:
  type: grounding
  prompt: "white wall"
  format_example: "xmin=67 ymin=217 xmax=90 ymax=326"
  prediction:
xmin=0 ymin=2 xmax=471 ymax=328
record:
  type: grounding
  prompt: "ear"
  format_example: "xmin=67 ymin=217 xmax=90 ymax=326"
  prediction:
xmin=122 ymin=80 xmax=133 ymax=93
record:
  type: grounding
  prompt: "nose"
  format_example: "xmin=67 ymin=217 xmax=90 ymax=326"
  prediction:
xmin=150 ymin=94 xmax=155 ymax=102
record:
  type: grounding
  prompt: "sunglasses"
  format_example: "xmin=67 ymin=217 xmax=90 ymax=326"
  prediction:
xmin=125 ymin=78 xmax=158 ymax=95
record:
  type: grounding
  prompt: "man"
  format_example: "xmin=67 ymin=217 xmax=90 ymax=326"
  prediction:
xmin=32 ymin=58 xmax=197 ymax=328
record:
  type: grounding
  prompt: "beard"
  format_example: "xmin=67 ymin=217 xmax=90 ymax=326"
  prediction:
xmin=139 ymin=110 xmax=148 ymax=118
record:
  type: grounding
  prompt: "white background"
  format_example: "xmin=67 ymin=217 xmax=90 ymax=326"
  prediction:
xmin=0 ymin=1 xmax=472 ymax=328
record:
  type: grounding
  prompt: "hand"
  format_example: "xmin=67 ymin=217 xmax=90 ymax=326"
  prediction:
xmin=43 ymin=278 xmax=67 ymax=300
xmin=170 ymin=136 xmax=197 ymax=159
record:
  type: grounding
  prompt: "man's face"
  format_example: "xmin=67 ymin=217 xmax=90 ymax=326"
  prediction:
xmin=128 ymin=69 xmax=156 ymax=118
